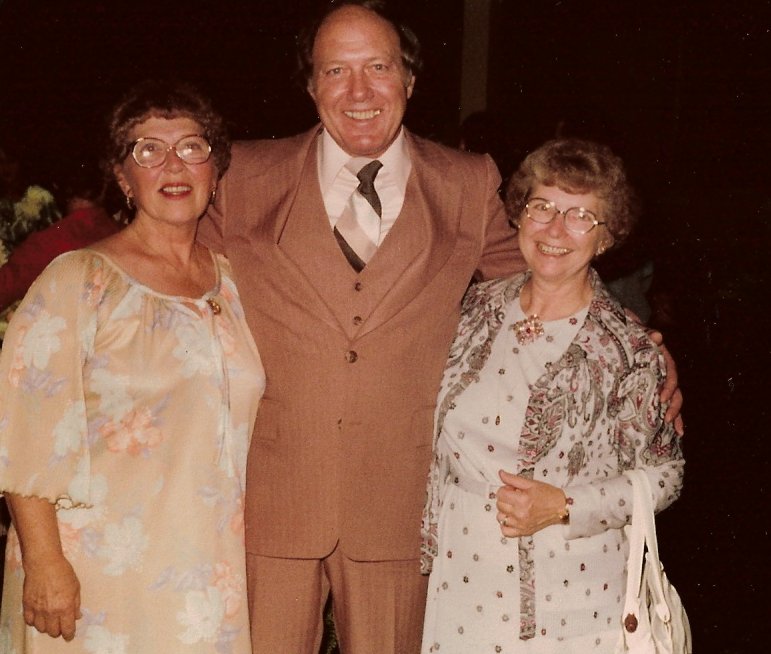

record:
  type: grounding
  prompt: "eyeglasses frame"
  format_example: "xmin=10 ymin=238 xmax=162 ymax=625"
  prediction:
xmin=524 ymin=197 xmax=606 ymax=234
xmin=126 ymin=134 xmax=212 ymax=168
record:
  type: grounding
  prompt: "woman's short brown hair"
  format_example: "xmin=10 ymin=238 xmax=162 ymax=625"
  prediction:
xmin=104 ymin=80 xmax=231 ymax=179
xmin=505 ymin=138 xmax=639 ymax=248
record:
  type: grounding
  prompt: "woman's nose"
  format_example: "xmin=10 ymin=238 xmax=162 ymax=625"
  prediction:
xmin=162 ymin=147 xmax=185 ymax=171
xmin=546 ymin=211 xmax=568 ymax=236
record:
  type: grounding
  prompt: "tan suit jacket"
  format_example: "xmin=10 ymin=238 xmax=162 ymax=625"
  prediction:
xmin=199 ymin=125 xmax=524 ymax=562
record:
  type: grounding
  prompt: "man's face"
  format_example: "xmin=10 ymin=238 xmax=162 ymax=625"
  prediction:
xmin=308 ymin=6 xmax=415 ymax=158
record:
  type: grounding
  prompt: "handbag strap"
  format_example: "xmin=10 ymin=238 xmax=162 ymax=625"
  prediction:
xmin=622 ymin=469 xmax=671 ymax=627
xmin=622 ymin=470 xmax=646 ymax=622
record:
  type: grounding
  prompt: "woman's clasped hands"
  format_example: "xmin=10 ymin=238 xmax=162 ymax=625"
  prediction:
xmin=495 ymin=469 xmax=568 ymax=538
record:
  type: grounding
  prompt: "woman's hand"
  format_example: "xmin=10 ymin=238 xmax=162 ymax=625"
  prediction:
xmin=5 ymin=493 xmax=82 ymax=641
xmin=495 ymin=470 xmax=567 ymax=537
xmin=22 ymin=554 xmax=81 ymax=640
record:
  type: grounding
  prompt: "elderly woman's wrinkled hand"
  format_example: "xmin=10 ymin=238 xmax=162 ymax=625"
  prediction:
xmin=22 ymin=554 xmax=82 ymax=641
xmin=495 ymin=470 xmax=567 ymax=538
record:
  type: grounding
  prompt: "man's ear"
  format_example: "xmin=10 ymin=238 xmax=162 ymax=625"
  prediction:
xmin=405 ymin=74 xmax=416 ymax=99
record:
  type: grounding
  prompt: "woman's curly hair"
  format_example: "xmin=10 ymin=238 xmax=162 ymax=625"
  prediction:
xmin=505 ymin=138 xmax=639 ymax=248
xmin=104 ymin=79 xmax=231 ymax=179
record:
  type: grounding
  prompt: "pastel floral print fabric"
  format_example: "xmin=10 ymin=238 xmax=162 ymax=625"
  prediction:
xmin=0 ymin=249 xmax=264 ymax=653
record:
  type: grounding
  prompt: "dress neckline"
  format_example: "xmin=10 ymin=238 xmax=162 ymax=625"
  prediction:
xmin=83 ymin=248 xmax=222 ymax=303
xmin=510 ymin=295 xmax=589 ymax=341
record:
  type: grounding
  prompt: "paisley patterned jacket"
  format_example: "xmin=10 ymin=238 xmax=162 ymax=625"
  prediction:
xmin=420 ymin=269 xmax=685 ymax=638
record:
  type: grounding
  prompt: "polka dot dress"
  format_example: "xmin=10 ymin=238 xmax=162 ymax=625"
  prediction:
xmin=422 ymin=299 xmax=621 ymax=653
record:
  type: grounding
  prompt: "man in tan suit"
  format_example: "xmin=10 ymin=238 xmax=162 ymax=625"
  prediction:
xmin=199 ymin=2 xmax=679 ymax=652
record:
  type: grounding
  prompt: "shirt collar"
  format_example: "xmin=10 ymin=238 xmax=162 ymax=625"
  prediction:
xmin=317 ymin=127 xmax=411 ymax=196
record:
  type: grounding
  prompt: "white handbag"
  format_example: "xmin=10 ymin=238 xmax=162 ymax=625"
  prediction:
xmin=616 ymin=469 xmax=692 ymax=653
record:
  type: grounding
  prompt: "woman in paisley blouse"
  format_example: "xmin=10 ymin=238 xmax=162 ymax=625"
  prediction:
xmin=0 ymin=80 xmax=264 ymax=652
xmin=421 ymin=138 xmax=684 ymax=653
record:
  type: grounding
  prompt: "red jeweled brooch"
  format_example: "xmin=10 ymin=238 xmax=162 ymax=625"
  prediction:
xmin=510 ymin=314 xmax=544 ymax=345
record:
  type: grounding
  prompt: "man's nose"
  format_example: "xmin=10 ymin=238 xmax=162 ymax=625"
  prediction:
xmin=348 ymin=70 xmax=373 ymax=100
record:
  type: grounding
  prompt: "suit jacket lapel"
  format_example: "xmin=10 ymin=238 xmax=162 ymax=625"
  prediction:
xmin=355 ymin=131 xmax=460 ymax=338
xmin=271 ymin=128 xmax=361 ymax=335
xmin=263 ymin=127 xmax=463 ymax=340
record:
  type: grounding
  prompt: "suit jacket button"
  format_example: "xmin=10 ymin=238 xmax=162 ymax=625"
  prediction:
xmin=354 ymin=281 xmax=363 ymax=291
xmin=346 ymin=350 xmax=358 ymax=363
xmin=353 ymin=315 xmax=363 ymax=326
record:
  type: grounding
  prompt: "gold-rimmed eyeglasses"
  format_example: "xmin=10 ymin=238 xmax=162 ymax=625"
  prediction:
xmin=525 ymin=197 xmax=606 ymax=234
xmin=126 ymin=135 xmax=212 ymax=168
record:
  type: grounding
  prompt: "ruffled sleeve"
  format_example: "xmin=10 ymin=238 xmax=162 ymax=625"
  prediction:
xmin=0 ymin=251 xmax=108 ymax=509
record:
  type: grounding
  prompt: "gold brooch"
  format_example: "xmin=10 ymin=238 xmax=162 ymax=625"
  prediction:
xmin=510 ymin=314 xmax=544 ymax=345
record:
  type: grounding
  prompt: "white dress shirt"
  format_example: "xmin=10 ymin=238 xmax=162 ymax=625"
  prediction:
xmin=316 ymin=128 xmax=412 ymax=246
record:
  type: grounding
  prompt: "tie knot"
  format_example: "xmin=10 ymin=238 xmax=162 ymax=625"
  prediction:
xmin=356 ymin=159 xmax=382 ymax=189
xmin=345 ymin=158 xmax=383 ymax=218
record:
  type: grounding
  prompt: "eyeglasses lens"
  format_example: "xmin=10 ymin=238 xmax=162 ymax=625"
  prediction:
xmin=527 ymin=201 xmax=554 ymax=223
xmin=133 ymin=138 xmax=166 ymax=167
xmin=564 ymin=208 xmax=595 ymax=234
xmin=175 ymin=136 xmax=211 ymax=164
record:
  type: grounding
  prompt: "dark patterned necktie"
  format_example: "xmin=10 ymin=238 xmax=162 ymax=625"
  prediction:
xmin=334 ymin=159 xmax=383 ymax=271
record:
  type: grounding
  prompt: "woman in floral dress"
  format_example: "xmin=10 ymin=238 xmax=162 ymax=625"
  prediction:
xmin=0 ymin=80 xmax=264 ymax=653
xmin=421 ymin=138 xmax=685 ymax=653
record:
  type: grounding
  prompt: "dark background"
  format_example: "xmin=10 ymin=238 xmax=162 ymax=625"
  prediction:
xmin=1 ymin=1 xmax=769 ymax=651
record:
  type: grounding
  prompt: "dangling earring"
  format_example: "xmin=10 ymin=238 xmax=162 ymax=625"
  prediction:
xmin=125 ymin=194 xmax=134 ymax=211
xmin=596 ymin=243 xmax=607 ymax=256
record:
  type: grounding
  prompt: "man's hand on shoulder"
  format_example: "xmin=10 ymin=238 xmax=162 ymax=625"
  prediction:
xmin=623 ymin=308 xmax=684 ymax=436
xmin=647 ymin=329 xmax=684 ymax=435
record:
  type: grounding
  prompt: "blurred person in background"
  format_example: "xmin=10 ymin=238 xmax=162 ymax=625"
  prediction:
xmin=0 ymin=145 xmax=60 ymax=253
xmin=0 ymin=161 xmax=124 ymax=315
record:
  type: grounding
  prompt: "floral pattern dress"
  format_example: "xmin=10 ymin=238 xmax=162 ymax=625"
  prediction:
xmin=421 ymin=270 xmax=684 ymax=654
xmin=0 ymin=249 xmax=265 ymax=653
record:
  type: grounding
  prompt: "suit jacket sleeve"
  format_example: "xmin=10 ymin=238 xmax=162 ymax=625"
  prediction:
xmin=474 ymin=155 xmax=526 ymax=282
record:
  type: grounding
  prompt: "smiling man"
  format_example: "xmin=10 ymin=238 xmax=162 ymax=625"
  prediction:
xmin=307 ymin=3 xmax=415 ymax=159
xmin=197 ymin=2 xmax=678 ymax=653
